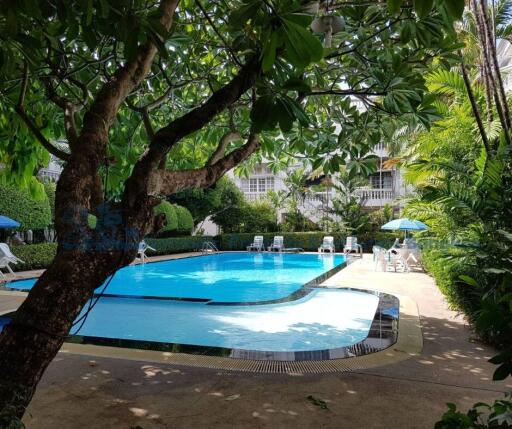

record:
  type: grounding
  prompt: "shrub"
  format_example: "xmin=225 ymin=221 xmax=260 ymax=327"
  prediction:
xmin=43 ymin=181 xmax=56 ymax=221
xmin=212 ymin=200 xmax=278 ymax=233
xmin=153 ymin=201 xmax=178 ymax=233
xmin=146 ymin=236 xmax=216 ymax=255
xmin=0 ymin=185 xmax=51 ymax=231
xmin=170 ymin=177 xmax=245 ymax=225
xmin=9 ymin=243 xmax=57 ymax=271
xmin=422 ymin=247 xmax=482 ymax=319
xmin=174 ymin=205 xmax=194 ymax=234
xmin=217 ymin=231 xmax=397 ymax=252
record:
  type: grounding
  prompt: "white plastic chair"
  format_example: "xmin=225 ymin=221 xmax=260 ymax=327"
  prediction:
xmin=343 ymin=236 xmax=363 ymax=257
xmin=137 ymin=240 xmax=156 ymax=263
xmin=0 ymin=243 xmax=24 ymax=264
xmin=247 ymin=236 xmax=264 ymax=252
xmin=0 ymin=243 xmax=23 ymax=278
xmin=268 ymin=236 xmax=284 ymax=252
xmin=318 ymin=236 xmax=335 ymax=253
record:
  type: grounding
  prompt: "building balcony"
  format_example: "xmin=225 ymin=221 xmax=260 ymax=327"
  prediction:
xmin=353 ymin=187 xmax=395 ymax=207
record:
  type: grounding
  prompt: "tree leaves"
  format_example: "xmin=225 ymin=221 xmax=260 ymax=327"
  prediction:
xmin=413 ymin=0 xmax=434 ymax=19
xmin=281 ymin=18 xmax=324 ymax=69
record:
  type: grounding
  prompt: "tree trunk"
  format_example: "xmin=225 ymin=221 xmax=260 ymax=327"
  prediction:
xmin=0 ymin=247 xmax=133 ymax=421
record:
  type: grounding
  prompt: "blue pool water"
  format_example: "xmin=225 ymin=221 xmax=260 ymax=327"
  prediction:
xmin=72 ymin=289 xmax=379 ymax=351
xmin=8 ymin=253 xmax=346 ymax=303
xmin=0 ymin=252 xmax=391 ymax=353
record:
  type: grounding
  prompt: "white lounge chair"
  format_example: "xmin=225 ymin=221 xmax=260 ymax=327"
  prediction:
xmin=343 ymin=236 xmax=363 ymax=257
xmin=268 ymin=236 xmax=284 ymax=252
xmin=0 ymin=243 xmax=24 ymax=264
xmin=0 ymin=243 xmax=23 ymax=279
xmin=137 ymin=240 xmax=156 ymax=263
xmin=247 ymin=235 xmax=264 ymax=252
xmin=0 ymin=257 xmax=12 ymax=280
xmin=318 ymin=236 xmax=335 ymax=253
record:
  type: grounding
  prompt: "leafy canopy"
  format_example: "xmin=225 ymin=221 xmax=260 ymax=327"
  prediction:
xmin=0 ymin=0 xmax=463 ymax=198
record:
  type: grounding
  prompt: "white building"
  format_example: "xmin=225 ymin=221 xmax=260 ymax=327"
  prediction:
xmin=37 ymin=155 xmax=63 ymax=182
xmin=227 ymin=142 xmax=406 ymax=225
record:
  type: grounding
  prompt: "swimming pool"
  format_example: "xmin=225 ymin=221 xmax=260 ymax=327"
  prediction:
xmin=1 ymin=253 xmax=399 ymax=360
xmin=7 ymin=252 xmax=346 ymax=303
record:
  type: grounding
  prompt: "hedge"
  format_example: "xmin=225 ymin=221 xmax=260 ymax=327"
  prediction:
xmin=421 ymin=248 xmax=481 ymax=316
xmin=9 ymin=243 xmax=57 ymax=271
xmin=0 ymin=185 xmax=52 ymax=231
xmin=218 ymin=231 xmax=397 ymax=252
xmin=146 ymin=236 xmax=216 ymax=255
xmin=3 ymin=232 xmax=398 ymax=272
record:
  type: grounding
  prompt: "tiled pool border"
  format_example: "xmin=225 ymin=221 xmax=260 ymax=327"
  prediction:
xmin=0 ymin=252 xmax=348 ymax=307
xmin=62 ymin=289 xmax=399 ymax=362
xmin=0 ymin=252 xmax=408 ymax=368
xmin=0 ymin=288 xmax=398 ymax=362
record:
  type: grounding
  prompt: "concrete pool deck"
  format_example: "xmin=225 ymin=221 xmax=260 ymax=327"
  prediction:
xmin=1 ymin=253 xmax=511 ymax=428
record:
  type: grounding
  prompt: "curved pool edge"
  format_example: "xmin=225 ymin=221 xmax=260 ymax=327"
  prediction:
xmin=54 ymin=293 xmax=421 ymax=374
xmin=0 ymin=251 xmax=348 ymax=305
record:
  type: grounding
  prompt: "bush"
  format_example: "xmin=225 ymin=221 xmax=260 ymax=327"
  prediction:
xmin=218 ymin=231 xmax=397 ymax=252
xmin=213 ymin=200 xmax=278 ymax=233
xmin=422 ymin=247 xmax=482 ymax=318
xmin=43 ymin=181 xmax=56 ymax=221
xmin=174 ymin=205 xmax=194 ymax=234
xmin=9 ymin=243 xmax=57 ymax=271
xmin=146 ymin=236 xmax=216 ymax=255
xmin=153 ymin=201 xmax=178 ymax=233
xmin=0 ymin=185 xmax=51 ymax=231
xmin=170 ymin=177 xmax=245 ymax=225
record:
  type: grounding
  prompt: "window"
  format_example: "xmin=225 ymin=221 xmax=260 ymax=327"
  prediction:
xmin=239 ymin=176 xmax=275 ymax=195
xmin=369 ymin=171 xmax=393 ymax=189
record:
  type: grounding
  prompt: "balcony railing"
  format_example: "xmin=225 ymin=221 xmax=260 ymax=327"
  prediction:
xmin=354 ymin=187 xmax=395 ymax=202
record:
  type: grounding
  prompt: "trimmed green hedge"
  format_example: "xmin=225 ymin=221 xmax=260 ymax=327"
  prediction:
xmin=146 ymin=236 xmax=216 ymax=255
xmin=3 ymin=232 xmax=397 ymax=272
xmin=218 ymin=232 xmax=397 ymax=252
xmin=9 ymin=243 xmax=57 ymax=271
xmin=0 ymin=185 xmax=52 ymax=231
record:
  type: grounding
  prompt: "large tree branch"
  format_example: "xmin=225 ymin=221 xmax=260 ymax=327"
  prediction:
xmin=154 ymin=133 xmax=260 ymax=195
xmin=207 ymin=131 xmax=242 ymax=165
xmin=78 ymin=0 xmax=179 ymax=142
xmin=15 ymin=64 xmax=70 ymax=161
xmin=122 ymin=57 xmax=261 ymax=209
xmin=15 ymin=107 xmax=70 ymax=161
xmin=41 ymin=77 xmax=79 ymax=145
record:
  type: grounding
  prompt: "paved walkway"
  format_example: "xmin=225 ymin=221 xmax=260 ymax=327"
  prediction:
xmin=0 ymin=254 xmax=510 ymax=428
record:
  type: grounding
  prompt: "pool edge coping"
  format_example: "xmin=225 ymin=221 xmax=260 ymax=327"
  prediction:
xmin=52 ymin=293 xmax=421 ymax=374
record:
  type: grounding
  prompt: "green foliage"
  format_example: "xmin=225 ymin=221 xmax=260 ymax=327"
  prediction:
xmin=9 ymin=243 xmax=57 ymax=271
xmin=153 ymin=201 xmax=178 ymax=233
xmin=0 ymin=185 xmax=51 ymax=231
xmin=145 ymin=236 xmax=216 ymax=255
xmin=213 ymin=199 xmax=278 ymax=233
xmin=218 ymin=232 xmax=396 ymax=252
xmin=152 ymin=202 xmax=193 ymax=236
xmin=435 ymin=393 xmax=512 ymax=428
xmin=402 ymin=54 xmax=512 ymax=391
xmin=43 ymin=181 xmax=56 ymax=221
xmin=170 ymin=178 xmax=244 ymax=225
xmin=174 ymin=205 xmax=194 ymax=235
xmin=0 ymin=0 xmax=463 ymax=200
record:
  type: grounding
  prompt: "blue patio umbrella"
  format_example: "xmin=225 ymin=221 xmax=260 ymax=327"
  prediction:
xmin=381 ymin=218 xmax=428 ymax=238
xmin=0 ymin=215 xmax=20 ymax=229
